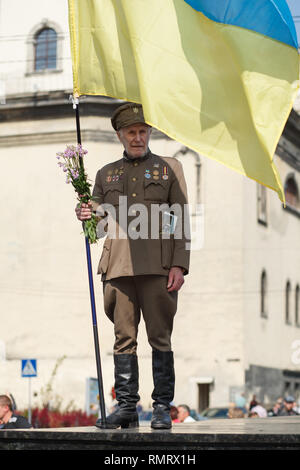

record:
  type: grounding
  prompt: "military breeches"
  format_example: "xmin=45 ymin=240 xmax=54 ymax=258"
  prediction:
xmin=103 ymin=275 xmax=178 ymax=354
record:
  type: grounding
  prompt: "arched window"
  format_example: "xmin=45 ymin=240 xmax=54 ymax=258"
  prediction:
xmin=285 ymin=280 xmax=291 ymax=324
xmin=296 ymin=284 xmax=300 ymax=327
xmin=34 ymin=28 xmax=57 ymax=71
xmin=284 ymin=175 xmax=299 ymax=209
xmin=260 ymin=270 xmax=267 ymax=317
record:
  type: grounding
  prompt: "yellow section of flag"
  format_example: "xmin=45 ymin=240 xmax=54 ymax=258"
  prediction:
xmin=68 ymin=0 xmax=300 ymax=204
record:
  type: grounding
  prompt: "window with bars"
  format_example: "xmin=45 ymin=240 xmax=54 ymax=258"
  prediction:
xmin=34 ymin=28 xmax=57 ymax=71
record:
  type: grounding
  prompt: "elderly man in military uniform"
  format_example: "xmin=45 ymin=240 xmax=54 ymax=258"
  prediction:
xmin=76 ymin=103 xmax=190 ymax=429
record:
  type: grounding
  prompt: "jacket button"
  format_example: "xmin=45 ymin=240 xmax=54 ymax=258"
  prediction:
xmin=132 ymin=193 xmax=137 ymax=197
xmin=133 ymin=162 xmax=139 ymax=167
xmin=132 ymin=177 xmax=137 ymax=182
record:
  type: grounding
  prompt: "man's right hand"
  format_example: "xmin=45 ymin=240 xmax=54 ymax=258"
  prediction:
xmin=75 ymin=202 xmax=92 ymax=221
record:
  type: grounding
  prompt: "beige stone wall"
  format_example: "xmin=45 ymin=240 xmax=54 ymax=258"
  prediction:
xmin=0 ymin=0 xmax=299 ymax=415
xmin=2 ymin=112 xmax=298 ymax=412
xmin=243 ymin=155 xmax=300 ymax=375
xmin=0 ymin=110 xmax=247 ymax=412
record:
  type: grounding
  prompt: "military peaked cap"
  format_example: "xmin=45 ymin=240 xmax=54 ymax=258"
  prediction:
xmin=111 ymin=103 xmax=147 ymax=131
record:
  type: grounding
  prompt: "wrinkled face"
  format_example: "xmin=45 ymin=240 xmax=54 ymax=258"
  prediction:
xmin=117 ymin=123 xmax=152 ymax=158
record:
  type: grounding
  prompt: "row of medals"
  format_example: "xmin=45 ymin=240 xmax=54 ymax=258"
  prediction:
xmin=105 ymin=167 xmax=124 ymax=183
xmin=144 ymin=169 xmax=168 ymax=180
xmin=106 ymin=166 xmax=169 ymax=182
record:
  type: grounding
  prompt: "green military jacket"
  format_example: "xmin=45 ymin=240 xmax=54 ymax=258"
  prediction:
xmin=91 ymin=151 xmax=190 ymax=280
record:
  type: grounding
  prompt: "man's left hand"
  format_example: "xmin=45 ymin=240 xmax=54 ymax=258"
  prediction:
xmin=167 ymin=266 xmax=184 ymax=292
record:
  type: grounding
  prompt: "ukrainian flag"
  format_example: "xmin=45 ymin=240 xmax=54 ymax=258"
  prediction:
xmin=68 ymin=0 xmax=299 ymax=204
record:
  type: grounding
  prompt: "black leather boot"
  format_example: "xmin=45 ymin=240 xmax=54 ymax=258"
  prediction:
xmin=151 ymin=350 xmax=175 ymax=429
xmin=96 ymin=353 xmax=140 ymax=429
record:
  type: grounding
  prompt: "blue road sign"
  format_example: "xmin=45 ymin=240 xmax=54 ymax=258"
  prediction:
xmin=21 ymin=359 xmax=37 ymax=377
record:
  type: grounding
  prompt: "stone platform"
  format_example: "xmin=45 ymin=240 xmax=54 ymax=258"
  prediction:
xmin=0 ymin=416 xmax=300 ymax=451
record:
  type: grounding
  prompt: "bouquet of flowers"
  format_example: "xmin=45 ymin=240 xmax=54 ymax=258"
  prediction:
xmin=56 ymin=144 xmax=98 ymax=244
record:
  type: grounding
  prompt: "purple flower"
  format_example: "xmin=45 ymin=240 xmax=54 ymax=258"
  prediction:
xmin=76 ymin=144 xmax=88 ymax=157
xmin=57 ymin=144 xmax=87 ymax=183
xmin=70 ymin=169 xmax=79 ymax=179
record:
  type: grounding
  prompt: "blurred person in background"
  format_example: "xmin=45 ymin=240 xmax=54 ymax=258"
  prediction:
xmin=249 ymin=394 xmax=258 ymax=410
xmin=276 ymin=396 xmax=299 ymax=416
xmin=248 ymin=404 xmax=267 ymax=418
xmin=227 ymin=407 xmax=245 ymax=419
xmin=177 ymin=404 xmax=196 ymax=423
xmin=234 ymin=394 xmax=247 ymax=414
xmin=170 ymin=405 xmax=180 ymax=423
xmin=0 ymin=395 xmax=32 ymax=429
xmin=268 ymin=397 xmax=283 ymax=416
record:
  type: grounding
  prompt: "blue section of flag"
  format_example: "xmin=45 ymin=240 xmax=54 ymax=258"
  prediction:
xmin=184 ymin=0 xmax=298 ymax=48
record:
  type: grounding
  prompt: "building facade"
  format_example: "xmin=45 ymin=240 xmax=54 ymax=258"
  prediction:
xmin=0 ymin=0 xmax=299 ymax=414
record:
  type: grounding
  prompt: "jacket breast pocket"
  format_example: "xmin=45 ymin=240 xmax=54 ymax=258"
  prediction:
xmin=144 ymin=179 xmax=168 ymax=202
xmin=103 ymin=182 xmax=124 ymax=206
